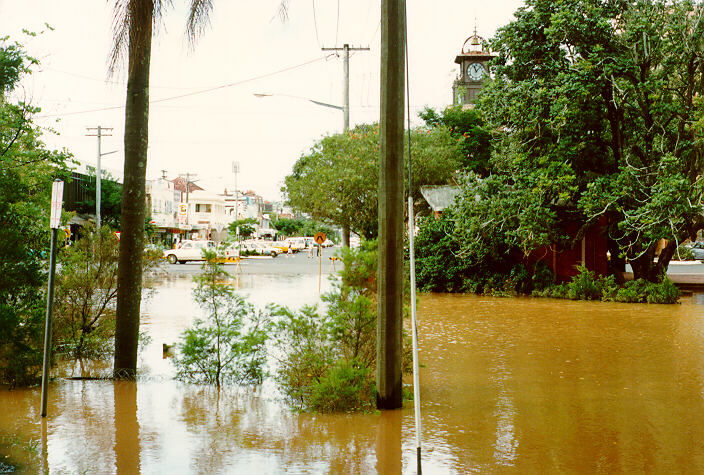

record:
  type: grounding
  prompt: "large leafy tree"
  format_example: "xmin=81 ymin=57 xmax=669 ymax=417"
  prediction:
xmin=461 ymin=0 xmax=704 ymax=282
xmin=419 ymin=105 xmax=492 ymax=175
xmin=110 ymin=0 xmax=214 ymax=378
xmin=283 ymin=123 xmax=462 ymax=239
xmin=0 ymin=35 xmax=71 ymax=386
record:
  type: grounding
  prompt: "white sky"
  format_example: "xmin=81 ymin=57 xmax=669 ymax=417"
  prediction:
xmin=1 ymin=0 xmax=524 ymax=200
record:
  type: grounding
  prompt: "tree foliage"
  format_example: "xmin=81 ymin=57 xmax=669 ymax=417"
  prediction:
xmin=173 ymin=252 xmax=268 ymax=387
xmin=283 ymin=123 xmax=462 ymax=239
xmin=461 ymin=0 xmax=704 ymax=282
xmin=0 ymin=34 xmax=71 ymax=386
xmin=271 ymin=241 xmax=383 ymax=412
xmin=419 ymin=105 xmax=492 ymax=175
xmin=271 ymin=216 xmax=337 ymax=241
xmin=227 ymin=217 xmax=258 ymax=239
xmin=54 ymin=226 xmax=120 ymax=358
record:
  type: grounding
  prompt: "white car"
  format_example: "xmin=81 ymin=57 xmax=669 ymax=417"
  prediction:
xmin=237 ymin=241 xmax=280 ymax=257
xmin=163 ymin=240 xmax=215 ymax=264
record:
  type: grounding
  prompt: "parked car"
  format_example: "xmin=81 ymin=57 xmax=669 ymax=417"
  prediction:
xmin=163 ymin=240 xmax=215 ymax=264
xmin=690 ymin=241 xmax=704 ymax=260
xmin=238 ymin=241 xmax=280 ymax=257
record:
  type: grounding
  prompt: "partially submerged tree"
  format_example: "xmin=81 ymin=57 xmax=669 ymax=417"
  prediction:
xmin=174 ymin=252 xmax=268 ymax=387
xmin=110 ymin=0 xmax=214 ymax=378
xmin=0 ymin=34 xmax=71 ymax=386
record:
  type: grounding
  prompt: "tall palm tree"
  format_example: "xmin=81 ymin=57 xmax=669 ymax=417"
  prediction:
xmin=110 ymin=0 xmax=214 ymax=379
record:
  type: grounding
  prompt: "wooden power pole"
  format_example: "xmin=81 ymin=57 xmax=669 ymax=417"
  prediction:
xmin=377 ymin=0 xmax=405 ymax=410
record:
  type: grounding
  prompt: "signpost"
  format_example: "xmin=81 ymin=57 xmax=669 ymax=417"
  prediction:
xmin=314 ymin=232 xmax=326 ymax=292
xmin=41 ymin=179 xmax=63 ymax=417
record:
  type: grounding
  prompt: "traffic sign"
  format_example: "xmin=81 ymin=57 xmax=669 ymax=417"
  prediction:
xmin=314 ymin=232 xmax=327 ymax=245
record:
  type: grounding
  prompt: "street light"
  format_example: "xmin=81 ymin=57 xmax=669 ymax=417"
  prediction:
xmin=253 ymin=93 xmax=345 ymax=129
xmin=254 ymin=92 xmax=352 ymax=247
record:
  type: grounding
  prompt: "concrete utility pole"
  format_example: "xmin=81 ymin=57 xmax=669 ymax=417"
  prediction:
xmin=321 ymin=43 xmax=370 ymax=247
xmin=232 ymin=161 xmax=239 ymax=221
xmin=377 ymin=0 xmax=405 ymax=410
xmin=86 ymin=126 xmax=114 ymax=229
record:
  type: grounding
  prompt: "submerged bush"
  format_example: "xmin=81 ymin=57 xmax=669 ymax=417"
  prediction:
xmin=271 ymin=240 xmax=404 ymax=412
xmin=54 ymin=226 xmax=120 ymax=358
xmin=173 ymin=252 xmax=268 ymax=387
xmin=308 ymin=359 xmax=375 ymax=413
xmin=534 ymin=265 xmax=680 ymax=304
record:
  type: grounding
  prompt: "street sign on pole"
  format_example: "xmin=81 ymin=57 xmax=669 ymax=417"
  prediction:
xmin=41 ymin=179 xmax=63 ymax=417
xmin=314 ymin=232 xmax=327 ymax=245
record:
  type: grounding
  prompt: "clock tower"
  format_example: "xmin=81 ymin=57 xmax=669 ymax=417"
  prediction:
xmin=452 ymin=28 xmax=495 ymax=106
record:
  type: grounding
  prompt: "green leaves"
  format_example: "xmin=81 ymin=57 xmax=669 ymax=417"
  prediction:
xmin=283 ymin=123 xmax=462 ymax=239
xmin=471 ymin=0 xmax=704 ymax=281
xmin=174 ymin=258 xmax=269 ymax=386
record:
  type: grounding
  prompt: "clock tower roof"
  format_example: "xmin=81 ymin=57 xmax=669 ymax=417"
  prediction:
xmin=454 ymin=29 xmax=495 ymax=64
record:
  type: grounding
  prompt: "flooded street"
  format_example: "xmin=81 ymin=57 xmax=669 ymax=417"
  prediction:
xmin=3 ymin=263 xmax=704 ymax=472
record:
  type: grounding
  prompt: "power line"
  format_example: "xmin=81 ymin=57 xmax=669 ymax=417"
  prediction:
xmin=311 ymin=0 xmax=321 ymax=48
xmin=335 ymin=0 xmax=341 ymax=47
xmin=35 ymin=54 xmax=335 ymax=119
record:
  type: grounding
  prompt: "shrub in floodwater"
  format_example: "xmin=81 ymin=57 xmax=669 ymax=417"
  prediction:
xmin=53 ymin=225 xmax=120 ymax=358
xmin=271 ymin=241 xmax=393 ymax=412
xmin=173 ymin=252 xmax=268 ymax=387
xmin=605 ymin=277 xmax=680 ymax=304
xmin=53 ymin=225 xmax=162 ymax=359
xmin=533 ymin=265 xmax=680 ymax=304
xmin=308 ymin=359 xmax=375 ymax=412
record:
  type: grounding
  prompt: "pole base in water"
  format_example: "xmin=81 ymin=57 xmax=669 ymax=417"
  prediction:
xmin=417 ymin=447 xmax=422 ymax=474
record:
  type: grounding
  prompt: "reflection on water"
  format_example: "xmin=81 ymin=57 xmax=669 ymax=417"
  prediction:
xmin=3 ymin=276 xmax=704 ymax=472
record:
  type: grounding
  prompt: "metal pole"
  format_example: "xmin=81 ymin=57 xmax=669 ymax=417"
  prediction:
xmin=318 ymin=244 xmax=322 ymax=293
xmin=41 ymin=179 xmax=63 ymax=418
xmin=40 ymin=228 xmax=58 ymax=417
xmin=96 ymin=126 xmax=102 ymax=229
xmin=409 ymin=197 xmax=422 ymax=472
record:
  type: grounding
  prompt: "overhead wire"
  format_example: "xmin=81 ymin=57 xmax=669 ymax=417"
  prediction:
xmin=311 ymin=0 xmax=321 ymax=48
xmin=35 ymin=54 xmax=335 ymax=119
xmin=335 ymin=0 xmax=341 ymax=46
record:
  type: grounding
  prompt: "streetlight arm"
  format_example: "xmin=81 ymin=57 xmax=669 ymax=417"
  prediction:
xmin=253 ymin=93 xmax=343 ymax=111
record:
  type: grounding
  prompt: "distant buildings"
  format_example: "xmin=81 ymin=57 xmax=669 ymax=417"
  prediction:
xmin=146 ymin=177 xmax=279 ymax=245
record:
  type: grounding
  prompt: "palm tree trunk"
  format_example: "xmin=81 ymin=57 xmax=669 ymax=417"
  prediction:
xmin=114 ymin=4 xmax=153 ymax=379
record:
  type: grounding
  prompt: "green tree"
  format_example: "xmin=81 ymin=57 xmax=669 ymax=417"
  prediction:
xmin=419 ymin=105 xmax=492 ymax=175
xmin=111 ymin=0 xmax=215 ymax=378
xmin=271 ymin=216 xmax=338 ymax=241
xmin=227 ymin=217 xmax=257 ymax=239
xmin=271 ymin=217 xmax=303 ymax=236
xmin=283 ymin=123 xmax=461 ymax=239
xmin=465 ymin=0 xmax=704 ymax=282
xmin=0 ymin=34 xmax=71 ymax=386
xmin=173 ymin=252 xmax=268 ymax=387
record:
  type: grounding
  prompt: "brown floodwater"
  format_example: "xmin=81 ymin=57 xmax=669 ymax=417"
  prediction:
xmin=2 ymin=273 xmax=704 ymax=473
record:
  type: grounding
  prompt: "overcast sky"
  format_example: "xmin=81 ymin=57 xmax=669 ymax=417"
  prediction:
xmin=1 ymin=0 xmax=524 ymax=200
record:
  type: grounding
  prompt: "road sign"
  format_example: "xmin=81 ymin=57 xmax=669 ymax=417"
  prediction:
xmin=49 ymin=180 xmax=64 ymax=229
xmin=178 ymin=203 xmax=188 ymax=216
xmin=314 ymin=232 xmax=327 ymax=245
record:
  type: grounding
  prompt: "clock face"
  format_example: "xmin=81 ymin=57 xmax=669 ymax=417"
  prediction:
xmin=466 ymin=62 xmax=485 ymax=81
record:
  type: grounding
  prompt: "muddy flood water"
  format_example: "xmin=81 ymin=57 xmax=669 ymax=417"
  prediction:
xmin=3 ymin=270 xmax=704 ymax=473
